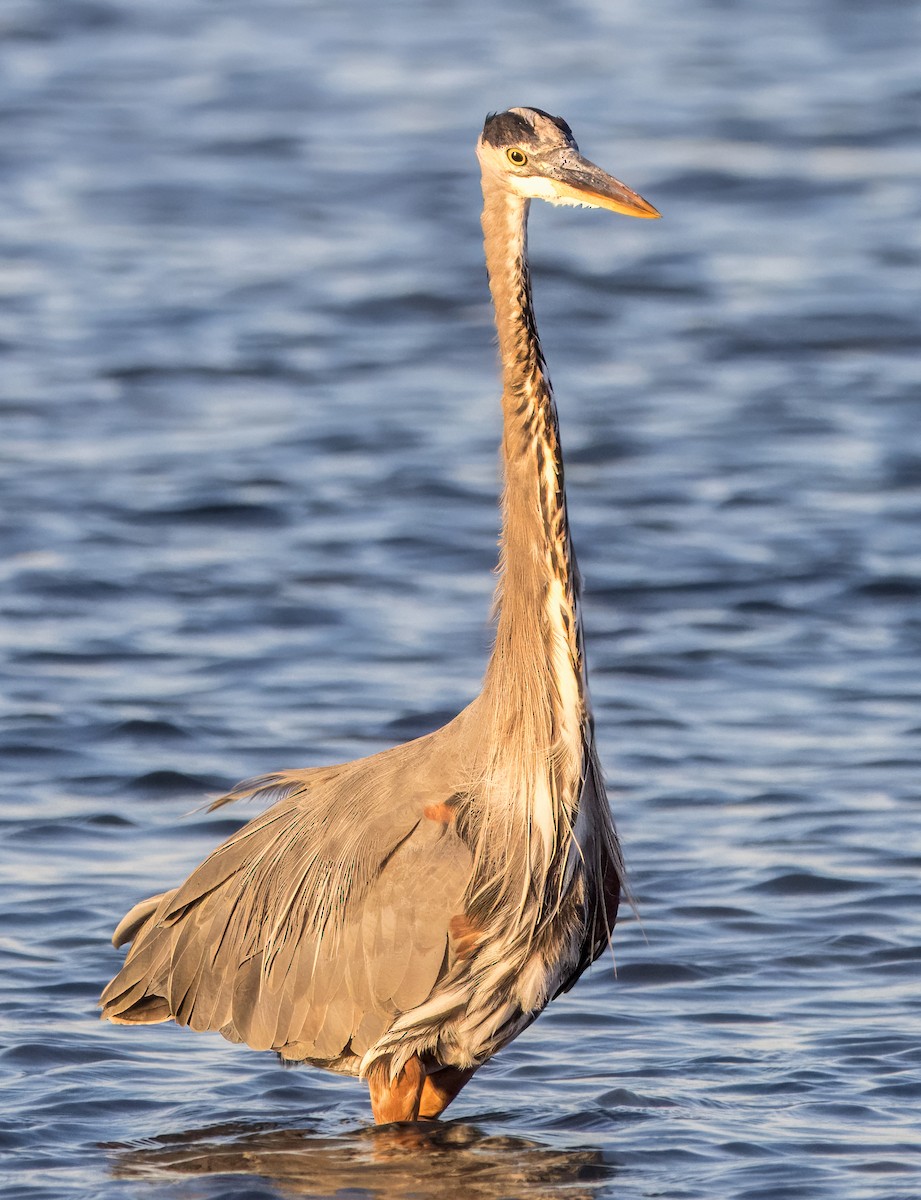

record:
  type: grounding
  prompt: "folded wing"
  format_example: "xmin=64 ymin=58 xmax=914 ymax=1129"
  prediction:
xmin=100 ymin=753 xmax=472 ymax=1068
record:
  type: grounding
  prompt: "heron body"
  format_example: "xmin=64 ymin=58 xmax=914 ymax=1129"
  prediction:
xmin=100 ymin=107 xmax=659 ymax=1123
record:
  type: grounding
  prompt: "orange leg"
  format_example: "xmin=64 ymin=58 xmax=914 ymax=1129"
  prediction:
xmin=367 ymin=1056 xmax=426 ymax=1124
xmin=418 ymin=1065 xmax=477 ymax=1119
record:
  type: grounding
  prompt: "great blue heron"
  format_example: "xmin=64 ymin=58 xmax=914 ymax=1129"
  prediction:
xmin=100 ymin=107 xmax=660 ymax=1124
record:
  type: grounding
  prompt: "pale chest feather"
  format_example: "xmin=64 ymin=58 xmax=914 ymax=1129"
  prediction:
xmin=528 ymin=569 xmax=589 ymax=855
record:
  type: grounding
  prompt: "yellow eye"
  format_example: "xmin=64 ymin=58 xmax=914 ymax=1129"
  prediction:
xmin=506 ymin=148 xmax=528 ymax=166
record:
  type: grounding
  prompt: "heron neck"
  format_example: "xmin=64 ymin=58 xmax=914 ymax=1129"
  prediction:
xmin=479 ymin=186 xmax=585 ymax=729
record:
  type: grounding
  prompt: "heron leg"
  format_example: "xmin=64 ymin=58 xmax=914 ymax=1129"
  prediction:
xmin=418 ymin=1065 xmax=477 ymax=1119
xmin=368 ymin=1055 xmax=426 ymax=1124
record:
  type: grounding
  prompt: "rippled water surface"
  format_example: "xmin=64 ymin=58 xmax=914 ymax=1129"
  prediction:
xmin=2 ymin=1 xmax=920 ymax=1197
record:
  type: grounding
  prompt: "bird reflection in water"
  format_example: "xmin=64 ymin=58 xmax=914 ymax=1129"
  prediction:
xmin=105 ymin=1118 xmax=614 ymax=1200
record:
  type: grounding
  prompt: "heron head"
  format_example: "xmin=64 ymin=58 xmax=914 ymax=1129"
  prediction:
xmin=477 ymin=106 xmax=660 ymax=219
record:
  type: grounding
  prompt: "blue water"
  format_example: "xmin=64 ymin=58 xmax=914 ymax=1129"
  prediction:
xmin=1 ymin=1 xmax=920 ymax=1197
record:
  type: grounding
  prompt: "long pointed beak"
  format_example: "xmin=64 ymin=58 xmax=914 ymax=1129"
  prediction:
xmin=552 ymin=155 xmax=660 ymax=218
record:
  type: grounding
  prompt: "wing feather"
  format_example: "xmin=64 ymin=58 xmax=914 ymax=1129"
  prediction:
xmin=101 ymin=750 xmax=473 ymax=1071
